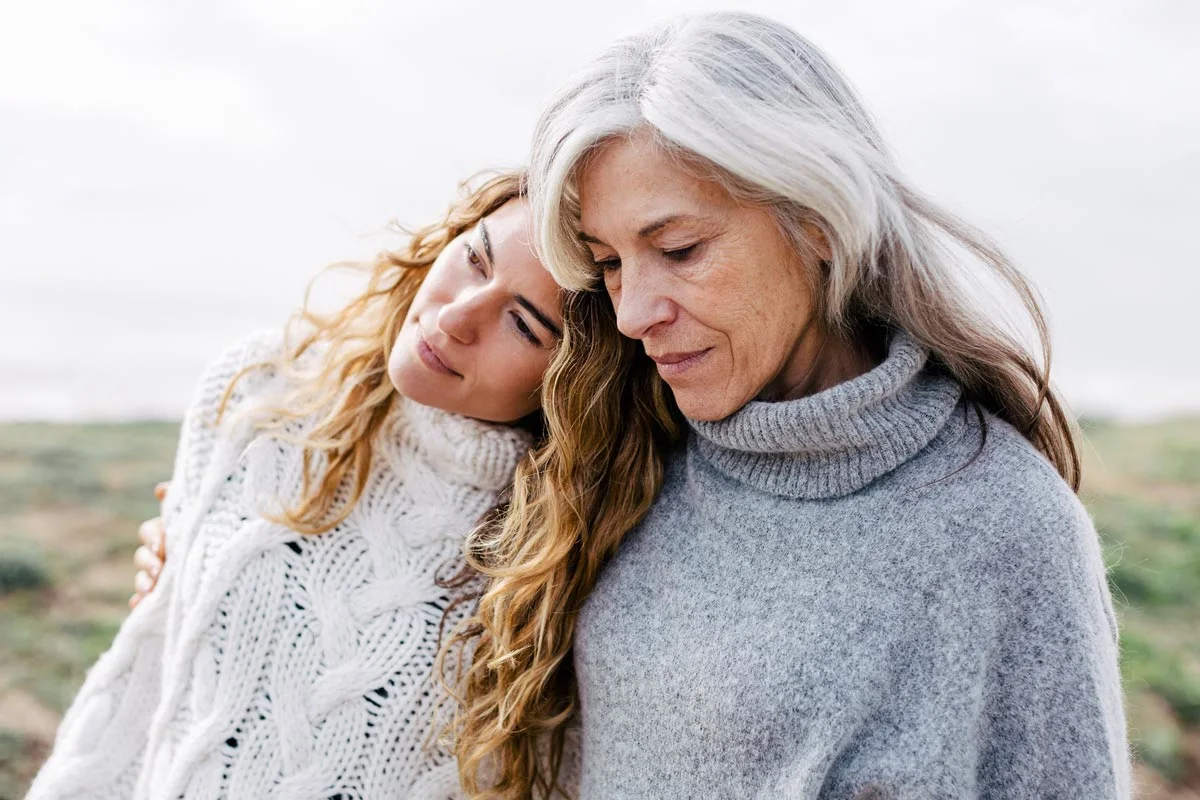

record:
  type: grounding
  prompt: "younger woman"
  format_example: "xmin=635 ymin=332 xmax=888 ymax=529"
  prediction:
xmin=29 ymin=171 xmax=569 ymax=799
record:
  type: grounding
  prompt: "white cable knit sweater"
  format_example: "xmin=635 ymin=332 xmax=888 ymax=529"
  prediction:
xmin=28 ymin=331 xmax=535 ymax=800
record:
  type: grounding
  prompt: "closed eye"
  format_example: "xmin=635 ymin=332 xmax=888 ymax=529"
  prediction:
xmin=663 ymin=243 xmax=699 ymax=262
xmin=510 ymin=311 xmax=543 ymax=346
xmin=593 ymin=257 xmax=621 ymax=272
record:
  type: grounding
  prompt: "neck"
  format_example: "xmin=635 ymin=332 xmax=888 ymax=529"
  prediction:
xmin=385 ymin=395 xmax=535 ymax=493
xmin=688 ymin=329 xmax=964 ymax=499
xmin=759 ymin=324 xmax=881 ymax=403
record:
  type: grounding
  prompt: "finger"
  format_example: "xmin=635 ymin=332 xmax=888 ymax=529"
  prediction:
xmin=154 ymin=482 xmax=170 ymax=502
xmin=129 ymin=593 xmax=141 ymax=610
xmin=153 ymin=518 xmax=167 ymax=558
xmin=134 ymin=570 xmax=154 ymax=597
xmin=133 ymin=545 xmax=162 ymax=578
xmin=138 ymin=517 xmax=163 ymax=553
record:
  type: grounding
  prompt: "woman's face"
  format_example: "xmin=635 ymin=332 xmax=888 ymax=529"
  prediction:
xmin=576 ymin=131 xmax=829 ymax=421
xmin=389 ymin=198 xmax=563 ymax=423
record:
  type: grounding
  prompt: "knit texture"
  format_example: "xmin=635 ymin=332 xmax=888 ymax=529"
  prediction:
xmin=28 ymin=330 xmax=534 ymax=800
xmin=573 ymin=330 xmax=1131 ymax=799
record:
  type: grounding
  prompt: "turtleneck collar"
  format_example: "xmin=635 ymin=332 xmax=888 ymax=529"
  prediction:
xmin=379 ymin=396 xmax=534 ymax=493
xmin=687 ymin=330 xmax=963 ymax=500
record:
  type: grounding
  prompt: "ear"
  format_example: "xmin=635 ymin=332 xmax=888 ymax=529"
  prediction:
xmin=800 ymin=220 xmax=833 ymax=263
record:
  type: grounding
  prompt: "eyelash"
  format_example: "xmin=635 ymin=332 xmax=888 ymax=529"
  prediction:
xmin=510 ymin=312 xmax=541 ymax=346
xmin=464 ymin=242 xmax=485 ymax=274
xmin=664 ymin=243 xmax=699 ymax=262
xmin=466 ymin=242 xmax=542 ymax=346
xmin=592 ymin=243 xmax=701 ymax=271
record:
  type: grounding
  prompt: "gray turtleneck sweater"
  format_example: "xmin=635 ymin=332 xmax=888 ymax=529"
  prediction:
xmin=573 ymin=331 xmax=1130 ymax=798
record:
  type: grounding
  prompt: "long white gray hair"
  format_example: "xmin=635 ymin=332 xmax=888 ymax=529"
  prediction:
xmin=528 ymin=9 xmax=1078 ymax=485
xmin=453 ymin=14 xmax=1079 ymax=798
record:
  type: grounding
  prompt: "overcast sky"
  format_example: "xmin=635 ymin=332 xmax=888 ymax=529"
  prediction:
xmin=1 ymin=0 xmax=1197 ymax=421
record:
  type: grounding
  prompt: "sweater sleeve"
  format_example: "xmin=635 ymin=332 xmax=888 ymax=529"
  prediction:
xmin=817 ymin=475 xmax=1131 ymax=800
xmin=26 ymin=331 xmax=282 ymax=800
xmin=972 ymin=490 xmax=1131 ymax=798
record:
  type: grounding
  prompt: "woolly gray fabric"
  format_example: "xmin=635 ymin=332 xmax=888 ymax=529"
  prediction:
xmin=573 ymin=330 xmax=1130 ymax=799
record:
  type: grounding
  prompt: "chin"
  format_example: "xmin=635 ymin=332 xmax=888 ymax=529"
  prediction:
xmin=385 ymin=355 xmax=412 ymax=397
xmin=672 ymin=390 xmax=740 ymax=423
xmin=387 ymin=357 xmax=436 ymax=407
xmin=396 ymin=378 xmax=458 ymax=416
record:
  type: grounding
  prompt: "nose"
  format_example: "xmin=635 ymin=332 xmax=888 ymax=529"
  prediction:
xmin=435 ymin=286 xmax=489 ymax=345
xmin=610 ymin=261 xmax=676 ymax=340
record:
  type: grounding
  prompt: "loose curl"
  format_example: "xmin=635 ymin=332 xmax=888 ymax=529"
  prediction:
xmin=447 ymin=288 xmax=680 ymax=799
xmin=454 ymin=11 xmax=1083 ymax=798
xmin=216 ymin=169 xmax=528 ymax=534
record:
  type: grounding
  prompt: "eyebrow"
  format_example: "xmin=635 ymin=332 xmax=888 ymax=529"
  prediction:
xmin=478 ymin=219 xmax=562 ymax=340
xmin=517 ymin=296 xmax=562 ymax=340
xmin=479 ymin=219 xmax=494 ymax=263
xmin=637 ymin=214 xmax=691 ymax=239
xmin=577 ymin=214 xmax=695 ymax=245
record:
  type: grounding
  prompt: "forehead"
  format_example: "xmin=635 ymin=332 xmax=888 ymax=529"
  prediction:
xmin=482 ymin=197 xmax=535 ymax=254
xmin=576 ymin=133 xmax=733 ymax=235
xmin=481 ymin=198 xmax=563 ymax=316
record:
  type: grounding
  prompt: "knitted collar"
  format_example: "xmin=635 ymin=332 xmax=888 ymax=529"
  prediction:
xmin=380 ymin=396 xmax=534 ymax=493
xmin=687 ymin=330 xmax=963 ymax=500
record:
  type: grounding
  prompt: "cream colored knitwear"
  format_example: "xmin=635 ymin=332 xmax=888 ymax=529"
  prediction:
xmin=28 ymin=331 xmax=533 ymax=799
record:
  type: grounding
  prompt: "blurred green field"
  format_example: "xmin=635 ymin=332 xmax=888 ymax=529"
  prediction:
xmin=1078 ymin=417 xmax=1200 ymax=796
xmin=0 ymin=418 xmax=1198 ymax=798
xmin=0 ymin=422 xmax=177 ymax=799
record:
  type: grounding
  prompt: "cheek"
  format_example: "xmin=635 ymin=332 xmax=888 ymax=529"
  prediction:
xmin=759 ymin=278 xmax=814 ymax=348
xmin=602 ymin=270 xmax=620 ymax=302
xmin=699 ymin=259 xmax=814 ymax=371
xmin=386 ymin=329 xmax=420 ymax=397
xmin=478 ymin=344 xmax=550 ymax=416
xmin=410 ymin=250 xmax=462 ymax=311
xmin=687 ymin=262 xmax=772 ymax=345
xmin=494 ymin=348 xmax=549 ymax=393
xmin=406 ymin=270 xmax=441 ymax=317
xmin=388 ymin=303 xmax=422 ymax=380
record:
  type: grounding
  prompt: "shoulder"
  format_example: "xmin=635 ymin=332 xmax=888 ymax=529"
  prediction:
xmin=167 ymin=329 xmax=289 ymax=500
xmin=906 ymin=406 xmax=1098 ymax=577
xmin=884 ymin=408 xmax=1120 ymax=647
xmin=186 ymin=329 xmax=287 ymax=424
xmin=961 ymin=410 xmax=1087 ymax=537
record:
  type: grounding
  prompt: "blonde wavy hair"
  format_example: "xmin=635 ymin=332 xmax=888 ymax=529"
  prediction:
xmin=453 ymin=12 xmax=1082 ymax=798
xmin=216 ymin=169 xmax=528 ymax=534
xmin=446 ymin=289 xmax=680 ymax=798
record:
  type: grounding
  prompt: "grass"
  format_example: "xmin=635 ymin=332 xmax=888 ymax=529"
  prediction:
xmin=1080 ymin=416 xmax=1200 ymax=785
xmin=0 ymin=421 xmax=177 ymax=520
xmin=0 ymin=421 xmax=178 ymax=798
xmin=0 ymin=417 xmax=1197 ymax=796
xmin=0 ymin=539 xmax=52 ymax=595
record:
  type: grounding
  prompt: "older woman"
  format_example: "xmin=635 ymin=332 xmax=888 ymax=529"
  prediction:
xmin=456 ymin=11 xmax=1130 ymax=800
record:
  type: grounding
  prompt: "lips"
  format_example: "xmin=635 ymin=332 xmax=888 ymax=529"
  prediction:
xmin=647 ymin=347 xmax=713 ymax=379
xmin=416 ymin=333 xmax=462 ymax=377
xmin=648 ymin=348 xmax=711 ymax=366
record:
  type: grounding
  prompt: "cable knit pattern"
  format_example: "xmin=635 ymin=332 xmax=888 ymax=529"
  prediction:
xmin=28 ymin=330 xmax=536 ymax=800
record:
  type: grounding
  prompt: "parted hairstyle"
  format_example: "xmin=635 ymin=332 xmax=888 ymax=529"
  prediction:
xmin=216 ymin=170 xmax=529 ymax=534
xmin=452 ymin=12 xmax=1081 ymax=799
